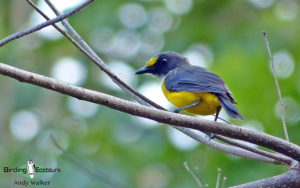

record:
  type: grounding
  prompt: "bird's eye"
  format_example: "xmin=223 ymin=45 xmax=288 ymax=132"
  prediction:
xmin=161 ymin=58 xmax=167 ymax=63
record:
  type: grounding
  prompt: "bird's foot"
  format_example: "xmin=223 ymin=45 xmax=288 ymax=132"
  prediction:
xmin=173 ymin=109 xmax=181 ymax=113
xmin=208 ymin=133 xmax=215 ymax=140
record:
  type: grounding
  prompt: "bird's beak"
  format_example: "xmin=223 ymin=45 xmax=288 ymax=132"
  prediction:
xmin=135 ymin=67 xmax=151 ymax=74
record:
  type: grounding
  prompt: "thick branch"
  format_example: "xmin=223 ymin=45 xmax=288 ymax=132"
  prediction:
xmin=231 ymin=166 xmax=300 ymax=188
xmin=0 ymin=0 xmax=94 ymax=47
xmin=0 ymin=63 xmax=299 ymax=162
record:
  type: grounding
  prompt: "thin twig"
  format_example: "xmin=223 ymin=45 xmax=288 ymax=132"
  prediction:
xmin=221 ymin=177 xmax=227 ymax=188
xmin=0 ymin=0 xmax=94 ymax=47
xmin=216 ymin=168 xmax=221 ymax=188
xmin=184 ymin=162 xmax=204 ymax=188
xmin=50 ymin=135 xmax=123 ymax=188
xmin=195 ymin=166 xmax=201 ymax=178
xmin=26 ymin=0 xmax=286 ymax=164
xmin=214 ymin=135 xmax=291 ymax=165
xmin=41 ymin=0 xmax=164 ymax=110
xmin=201 ymin=131 xmax=290 ymax=165
xmin=0 ymin=63 xmax=298 ymax=163
xmin=174 ymin=126 xmax=282 ymax=164
xmin=262 ymin=31 xmax=289 ymax=142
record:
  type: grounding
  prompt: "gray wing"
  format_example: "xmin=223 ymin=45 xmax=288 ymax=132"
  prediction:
xmin=164 ymin=66 xmax=237 ymax=103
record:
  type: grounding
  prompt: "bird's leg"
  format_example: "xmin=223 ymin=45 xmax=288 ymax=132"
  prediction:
xmin=214 ymin=106 xmax=222 ymax=121
xmin=173 ymin=99 xmax=201 ymax=113
xmin=209 ymin=106 xmax=222 ymax=140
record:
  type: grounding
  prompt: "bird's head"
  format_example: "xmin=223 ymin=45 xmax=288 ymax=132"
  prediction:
xmin=136 ymin=52 xmax=189 ymax=77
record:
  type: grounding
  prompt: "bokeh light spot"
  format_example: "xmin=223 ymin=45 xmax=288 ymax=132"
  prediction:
xmin=68 ymin=97 xmax=99 ymax=118
xmin=51 ymin=57 xmax=87 ymax=85
xmin=274 ymin=97 xmax=300 ymax=124
xmin=275 ymin=0 xmax=299 ymax=20
xmin=138 ymin=82 xmax=170 ymax=109
xmin=119 ymin=3 xmax=147 ymax=29
xmin=132 ymin=82 xmax=170 ymax=128
xmin=273 ymin=51 xmax=294 ymax=78
xmin=110 ymin=30 xmax=141 ymax=59
xmin=183 ymin=44 xmax=214 ymax=68
xmin=149 ymin=8 xmax=173 ymax=33
xmin=90 ymin=28 xmax=115 ymax=54
xmin=114 ymin=123 xmax=142 ymax=143
xmin=100 ymin=61 xmax=136 ymax=91
xmin=167 ymin=127 xmax=199 ymax=150
xmin=10 ymin=111 xmax=40 ymax=141
xmin=248 ymin=0 xmax=274 ymax=9
xmin=165 ymin=0 xmax=193 ymax=15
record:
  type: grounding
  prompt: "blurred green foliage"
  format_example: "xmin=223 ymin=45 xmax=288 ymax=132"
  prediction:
xmin=0 ymin=0 xmax=299 ymax=187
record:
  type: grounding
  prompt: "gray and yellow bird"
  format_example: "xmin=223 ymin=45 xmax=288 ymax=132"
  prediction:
xmin=136 ymin=52 xmax=243 ymax=121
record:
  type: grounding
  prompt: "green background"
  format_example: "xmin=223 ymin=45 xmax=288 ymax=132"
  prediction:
xmin=0 ymin=0 xmax=299 ymax=187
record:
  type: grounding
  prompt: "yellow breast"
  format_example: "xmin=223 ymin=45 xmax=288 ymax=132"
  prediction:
xmin=162 ymin=82 xmax=221 ymax=115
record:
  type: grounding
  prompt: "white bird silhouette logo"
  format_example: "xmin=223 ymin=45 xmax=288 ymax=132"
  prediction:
xmin=27 ymin=160 xmax=35 ymax=179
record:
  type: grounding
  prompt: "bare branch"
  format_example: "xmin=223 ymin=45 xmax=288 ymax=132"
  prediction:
xmin=174 ymin=126 xmax=280 ymax=164
xmin=0 ymin=0 xmax=94 ymax=47
xmin=231 ymin=165 xmax=300 ymax=188
xmin=214 ymin=135 xmax=291 ymax=165
xmin=262 ymin=31 xmax=289 ymax=142
xmin=216 ymin=168 xmax=221 ymax=188
xmin=184 ymin=162 xmax=204 ymax=188
xmin=0 ymin=63 xmax=299 ymax=162
xmin=221 ymin=177 xmax=227 ymax=188
xmin=25 ymin=0 xmax=287 ymax=164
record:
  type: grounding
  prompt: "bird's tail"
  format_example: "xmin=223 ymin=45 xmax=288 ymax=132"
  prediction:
xmin=218 ymin=95 xmax=243 ymax=120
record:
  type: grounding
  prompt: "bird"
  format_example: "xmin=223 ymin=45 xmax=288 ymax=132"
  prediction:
xmin=136 ymin=51 xmax=243 ymax=121
xmin=27 ymin=160 xmax=35 ymax=179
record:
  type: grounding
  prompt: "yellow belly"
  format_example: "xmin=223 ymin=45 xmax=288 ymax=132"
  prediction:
xmin=162 ymin=82 xmax=221 ymax=115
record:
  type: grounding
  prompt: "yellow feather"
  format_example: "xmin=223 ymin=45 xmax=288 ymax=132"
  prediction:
xmin=146 ymin=57 xmax=158 ymax=67
xmin=162 ymin=81 xmax=221 ymax=115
